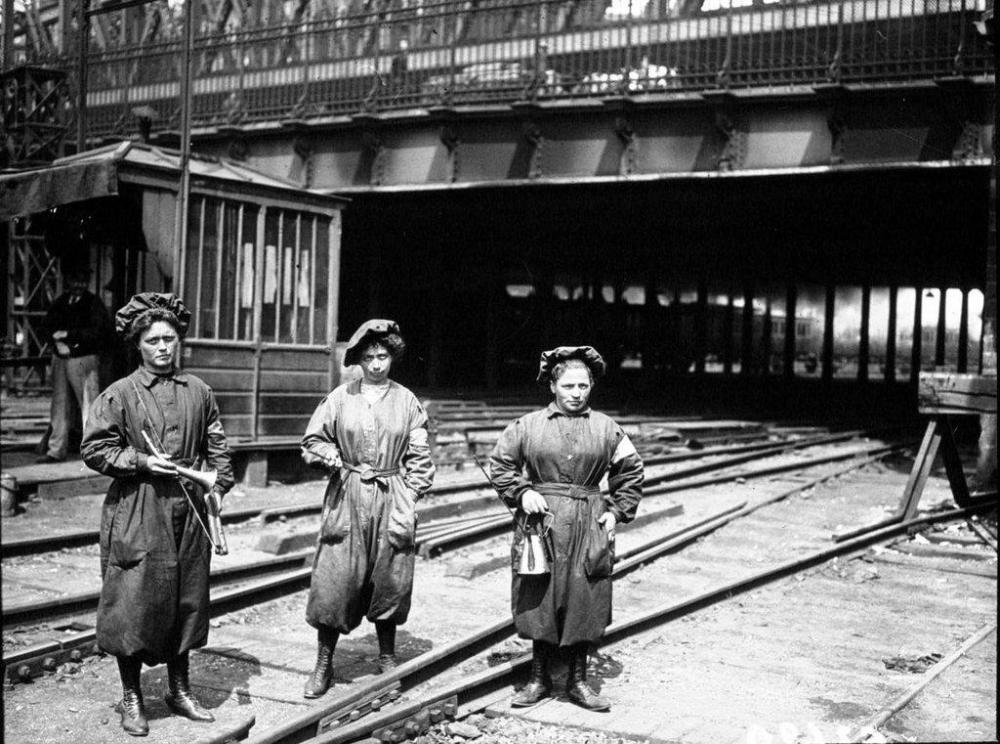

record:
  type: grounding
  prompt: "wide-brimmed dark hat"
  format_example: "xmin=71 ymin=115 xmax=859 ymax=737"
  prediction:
xmin=115 ymin=292 xmax=191 ymax=338
xmin=537 ymin=345 xmax=606 ymax=383
xmin=343 ymin=318 xmax=401 ymax=366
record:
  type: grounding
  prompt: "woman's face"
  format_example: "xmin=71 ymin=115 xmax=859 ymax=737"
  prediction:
xmin=550 ymin=365 xmax=592 ymax=414
xmin=359 ymin=343 xmax=392 ymax=384
xmin=138 ymin=320 xmax=179 ymax=375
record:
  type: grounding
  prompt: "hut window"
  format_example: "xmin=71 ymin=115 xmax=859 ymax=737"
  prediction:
xmin=261 ymin=208 xmax=332 ymax=345
xmin=185 ymin=197 xmax=258 ymax=342
xmin=187 ymin=199 xmax=331 ymax=345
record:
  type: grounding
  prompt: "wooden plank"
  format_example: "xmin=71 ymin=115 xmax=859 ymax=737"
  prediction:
xmin=918 ymin=372 xmax=997 ymax=415
xmin=184 ymin=344 xmax=256 ymax=368
xmin=189 ymin=368 xmax=255 ymax=392
xmin=259 ymin=370 xmax=329 ymax=392
xmin=258 ymin=394 xmax=324 ymax=415
xmin=259 ymin=348 xmax=331 ymax=371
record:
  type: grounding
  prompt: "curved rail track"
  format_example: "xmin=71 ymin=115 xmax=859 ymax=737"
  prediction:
xmin=3 ymin=432 xmax=893 ymax=685
xmin=3 ymin=428 xmax=993 ymax=744
xmin=243 ymin=455 xmax=993 ymax=744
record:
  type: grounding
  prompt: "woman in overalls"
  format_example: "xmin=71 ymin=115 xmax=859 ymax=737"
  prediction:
xmin=490 ymin=346 xmax=643 ymax=711
xmin=300 ymin=319 xmax=435 ymax=698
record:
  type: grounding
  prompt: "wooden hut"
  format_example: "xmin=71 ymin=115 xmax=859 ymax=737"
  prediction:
xmin=1 ymin=142 xmax=347 ymax=464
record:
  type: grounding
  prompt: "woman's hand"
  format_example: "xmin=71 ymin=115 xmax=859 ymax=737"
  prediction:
xmin=520 ymin=489 xmax=549 ymax=514
xmin=597 ymin=511 xmax=617 ymax=540
xmin=145 ymin=454 xmax=177 ymax=476
xmin=324 ymin=453 xmax=343 ymax=469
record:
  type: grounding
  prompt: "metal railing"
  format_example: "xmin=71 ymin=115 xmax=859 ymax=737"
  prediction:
xmin=35 ymin=0 xmax=997 ymax=140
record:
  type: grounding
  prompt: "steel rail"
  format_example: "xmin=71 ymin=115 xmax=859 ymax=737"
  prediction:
xmin=416 ymin=440 xmax=900 ymax=558
xmin=643 ymin=440 xmax=905 ymax=496
xmin=848 ymin=622 xmax=998 ymax=742
xmin=0 ymin=475 xmax=499 ymax=559
xmin=642 ymin=429 xmax=863 ymax=488
xmin=2 ymin=548 xmax=316 ymax=629
xmin=0 ymin=433 xmax=821 ymax=559
xmin=2 ymin=564 xmax=315 ymax=683
xmin=286 ymin=501 xmax=995 ymax=744
xmin=2 ymin=510 xmax=508 ymax=630
xmin=249 ymin=448 xmax=897 ymax=744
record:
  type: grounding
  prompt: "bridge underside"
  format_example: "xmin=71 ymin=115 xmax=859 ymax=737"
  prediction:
xmin=191 ymin=82 xmax=994 ymax=188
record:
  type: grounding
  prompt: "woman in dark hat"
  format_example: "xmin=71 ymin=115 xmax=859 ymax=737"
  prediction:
xmin=489 ymin=346 xmax=643 ymax=712
xmin=81 ymin=293 xmax=234 ymax=736
xmin=299 ymin=319 xmax=435 ymax=698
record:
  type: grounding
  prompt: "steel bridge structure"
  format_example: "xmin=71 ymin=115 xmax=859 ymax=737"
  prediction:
xmin=2 ymin=0 xmax=994 ymax=146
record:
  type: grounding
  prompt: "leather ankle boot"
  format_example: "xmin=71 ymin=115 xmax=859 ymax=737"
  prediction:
xmin=165 ymin=652 xmax=215 ymax=722
xmin=511 ymin=641 xmax=552 ymax=707
xmin=115 ymin=657 xmax=149 ymax=737
xmin=375 ymin=621 xmax=397 ymax=674
xmin=303 ymin=627 xmax=338 ymax=698
xmin=566 ymin=646 xmax=610 ymax=711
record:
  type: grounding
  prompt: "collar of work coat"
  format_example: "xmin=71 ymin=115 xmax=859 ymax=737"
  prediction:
xmin=545 ymin=402 xmax=592 ymax=418
xmin=136 ymin=366 xmax=190 ymax=388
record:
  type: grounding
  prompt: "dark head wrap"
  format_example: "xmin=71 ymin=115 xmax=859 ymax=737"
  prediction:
xmin=115 ymin=292 xmax=191 ymax=339
xmin=343 ymin=318 xmax=400 ymax=367
xmin=537 ymin=345 xmax=606 ymax=383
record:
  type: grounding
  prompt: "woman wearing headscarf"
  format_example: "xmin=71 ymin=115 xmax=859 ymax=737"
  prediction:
xmin=81 ymin=293 xmax=234 ymax=736
xmin=300 ymin=319 xmax=435 ymax=698
xmin=489 ymin=346 xmax=643 ymax=712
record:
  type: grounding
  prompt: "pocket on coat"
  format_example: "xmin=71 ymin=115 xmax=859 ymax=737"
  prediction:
xmin=107 ymin=494 xmax=149 ymax=568
xmin=319 ymin=489 xmax=350 ymax=543
xmin=583 ymin=523 xmax=614 ymax=579
xmin=386 ymin=487 xmax=416 ymax=550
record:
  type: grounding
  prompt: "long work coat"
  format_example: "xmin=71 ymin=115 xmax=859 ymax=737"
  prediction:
xmin=489 ymin=403 xmax=643 ymax=646
xmin=301 ymin=379 xmax=435 ymax=633
xmin=82 ymin=367 xmax=234 ymax=665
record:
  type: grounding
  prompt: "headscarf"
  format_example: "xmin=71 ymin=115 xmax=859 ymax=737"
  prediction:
xmin=536 ymin=345 xmax=606 ymax=383
xmin=343 ymin=318 xmax=400 ymax=367
xmin=115 ymin=292 xmax=191 ymax=339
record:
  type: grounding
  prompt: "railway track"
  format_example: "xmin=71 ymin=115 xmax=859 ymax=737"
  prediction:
xmin=0 ymin=427 xmax=859 ymax=559
xmin=1 ymin=432 xmax=884 ymax=640
xmin=245 ymin=456 xmax=994 ymax=744
xmin=3 ymin=430 xmax=992 ymax=744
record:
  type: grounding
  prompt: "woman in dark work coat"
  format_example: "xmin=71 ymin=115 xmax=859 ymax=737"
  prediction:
xmin=82 ymin=293 xmax=233 ymax=737
xmin=489 ymin=346 xmax=643 ymax=712
xmin=299 ymin=319 xmax=435 ymax=698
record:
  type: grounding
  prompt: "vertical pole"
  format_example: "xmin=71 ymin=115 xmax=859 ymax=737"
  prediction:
xmin=911 ymin=287 xmax=923 ymax=385
xmin=173 ymin=0 xmax=196 ymax=300
xmin=723 ymin=290 xmax=734 ymax=376
xmin=741 ymin=283 xmax=754 ymax=376
xmin=76 ymin=0 xmax=90 ymax=151
xmin=935 ymin=286 xmax=947 ymax=367
xmin=784 ymin=283 xmax=797 ymax=379
xmin=2 ymin=0 xmax=14 ymax=71
xmin=822 ymin=284 xmax=835 ymax=383
xmin=957 ymin=287 xmax=969 ymax=373
xmin=859 ymin=284 xmax=870 ymax=382
xmin=327 ymin=210 xmax=343 ymax=390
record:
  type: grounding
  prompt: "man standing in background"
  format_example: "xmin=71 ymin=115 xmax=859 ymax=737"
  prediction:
xmin=39 ymin=262 xmax=114 ymax=463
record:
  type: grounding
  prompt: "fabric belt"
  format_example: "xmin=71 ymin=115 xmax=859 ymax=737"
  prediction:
xmin=343 ymin=462 xmax=400 ymax=486
xmin=533 ymin=482 xmax=601 ymax=500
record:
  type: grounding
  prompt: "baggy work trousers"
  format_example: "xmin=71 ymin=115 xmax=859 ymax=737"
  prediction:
xmin=48 ymin=354 xmax=100 ymax=459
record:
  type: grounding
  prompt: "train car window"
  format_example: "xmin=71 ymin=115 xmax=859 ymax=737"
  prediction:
xmin=792 ymin=285 xmax=825 ymax=378
xmin=893 ymin=288 xmax=917 ymax=382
